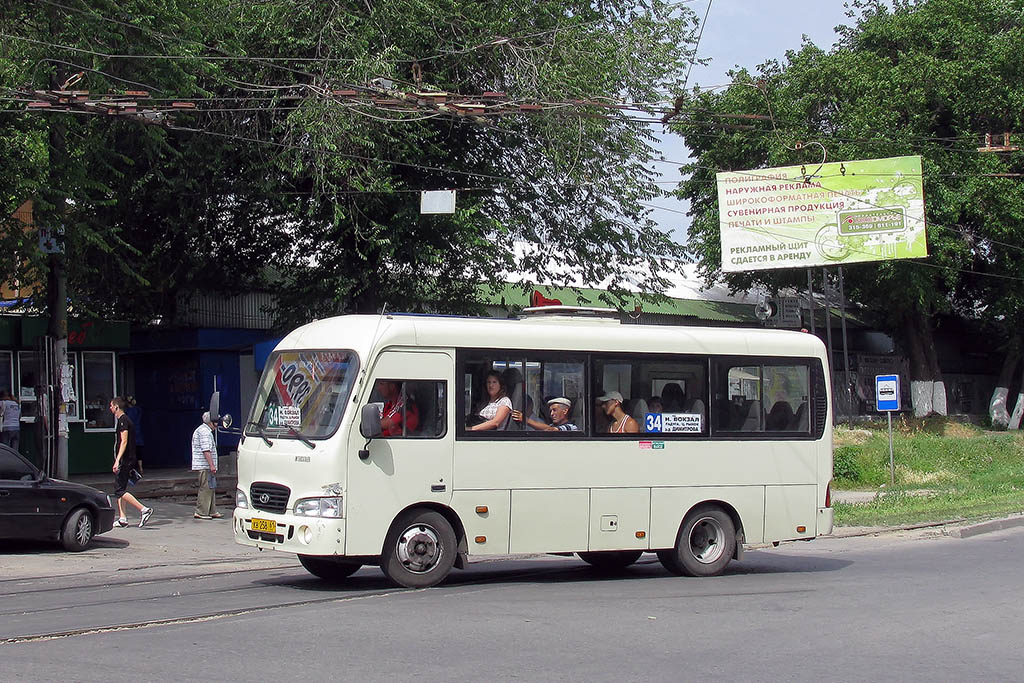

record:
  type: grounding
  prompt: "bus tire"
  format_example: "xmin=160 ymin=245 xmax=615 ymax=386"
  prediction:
xmin=381 ymin=509 xmax=457 ymax=588
xmin=578 ymin=550 xmax=643 ymax=571
xmin=298 ymin=555 xmax=362 ymax=581
xmin=658 ymin=505 xmax=735 ymax=577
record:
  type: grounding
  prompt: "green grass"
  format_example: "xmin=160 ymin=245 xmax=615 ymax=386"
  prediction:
xmin=832 ymin=419 xmax=1024 ymax=527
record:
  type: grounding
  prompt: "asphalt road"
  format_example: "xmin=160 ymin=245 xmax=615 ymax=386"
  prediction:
xmin=3 ymin=525 xmax=1023 ymax=681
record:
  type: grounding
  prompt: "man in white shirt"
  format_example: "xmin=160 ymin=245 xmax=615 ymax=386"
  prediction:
xmin=191 ymin=412 xmax=220 ymax=519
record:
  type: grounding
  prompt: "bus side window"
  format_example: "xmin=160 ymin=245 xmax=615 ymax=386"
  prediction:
xmin=407 ymin=380 xmax=446 ymax=438
xmin=715 ymin=364 xmax=762 ymax=432
xmin=370 ymin=379 xmax=446 ymax=439
xmin=763 ymin=365 xmax=810 ymax=433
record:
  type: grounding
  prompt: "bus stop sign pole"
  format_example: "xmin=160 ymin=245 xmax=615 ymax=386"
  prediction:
xmin=876 ymin=374 xmax=901 ymax=485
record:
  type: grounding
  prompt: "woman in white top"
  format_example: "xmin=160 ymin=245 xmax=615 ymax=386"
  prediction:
xmin=469 ymin=371 xmax=513 ymax=431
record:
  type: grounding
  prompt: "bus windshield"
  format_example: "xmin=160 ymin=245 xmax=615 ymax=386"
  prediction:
xmin=247 ymin=350 xmax=359 ymax=439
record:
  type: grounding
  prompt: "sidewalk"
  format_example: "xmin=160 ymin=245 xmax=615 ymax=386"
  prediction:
xmin=71 ymin=467 xmax=237 ymax=500
xmin=0 ymin=500 xmax=295 ymax=583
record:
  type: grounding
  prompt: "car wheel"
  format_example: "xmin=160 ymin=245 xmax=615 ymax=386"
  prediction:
xmin=577 ymin=550 xmax=644 ymax=571
xmin=381 ymin=509 xmax=457 ymax=588
xmin=62 ymin=508 xmax=95 ymax=552
xmin=658 ymin=505 xmax=735 ymax=577
xmin=297 ymin=555 xmax=362 ymax=581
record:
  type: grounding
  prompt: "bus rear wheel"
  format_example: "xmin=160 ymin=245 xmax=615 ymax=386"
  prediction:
xmin=381 ymin=509 xmax=457 ymax=589
xmin=577 ymin=550 xmax=643 ymax=571
xmin=298 ymin=555 xmax=362 ymax=581
xmin=658 ymin=505 xmax=735 ymax=577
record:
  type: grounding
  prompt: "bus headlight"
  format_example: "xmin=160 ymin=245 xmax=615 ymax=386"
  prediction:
xmin=293 ymin=496 xmax=343 ymax=518
xmin=236 ymin=488 xmax=249 ymax=509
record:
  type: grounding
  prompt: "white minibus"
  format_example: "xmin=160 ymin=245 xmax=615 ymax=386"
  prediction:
xmin=233 ymin=310 xmax=834 ymax=587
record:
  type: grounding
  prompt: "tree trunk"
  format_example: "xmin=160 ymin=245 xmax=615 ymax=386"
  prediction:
xmin=902 ymin=309 xmax=945 ymax=417
xmin=989 ymin=342 xmax=1020 ymax=430
xmin=1008 ymin=362 xmax=1024 ymax=430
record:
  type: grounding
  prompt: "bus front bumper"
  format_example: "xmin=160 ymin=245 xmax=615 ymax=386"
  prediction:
xmin=233 ymin=508 xmax=347 ymax=556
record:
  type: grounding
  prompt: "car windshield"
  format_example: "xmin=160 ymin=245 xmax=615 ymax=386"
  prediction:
xmin=247 ymin=350 xmax=359 ymax=439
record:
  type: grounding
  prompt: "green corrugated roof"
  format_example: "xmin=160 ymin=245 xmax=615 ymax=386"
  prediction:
xmin=481 ymin=284 xmax=758 ymax=323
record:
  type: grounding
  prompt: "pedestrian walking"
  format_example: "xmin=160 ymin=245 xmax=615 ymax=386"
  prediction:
xmin=0 ymin=390 xmax=20 ymax=451
xmin=192 ymin=411 xmax=221 ymax=519
xmin=109 ymin=396 xmax=153 ymax=528
xmin=124 ymin=396 xmax=145 ymax=473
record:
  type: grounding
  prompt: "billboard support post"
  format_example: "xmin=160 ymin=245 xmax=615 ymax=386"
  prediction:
xmin=823 ymin=268 xmax=834 ymax=423
xmin=806 ymin=268 xmax=816 ymax=336
xmin=839 ymin=266 xmax=852 ymax=427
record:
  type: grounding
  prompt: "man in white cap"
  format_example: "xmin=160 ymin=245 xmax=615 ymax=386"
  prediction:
xmin=597 ymin=390 xmax=639 ymax=433
xmin=192 ymin=411 xmax=221 ymax=519
xmin=518 ymin=396 xmax=580 ymax=432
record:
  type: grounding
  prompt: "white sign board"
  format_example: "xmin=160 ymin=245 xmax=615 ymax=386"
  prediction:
xmin=644 ymin=412 xmax=702 ymax=433
xmin=420 ymin=190 xmax=456 ymax=214
xmin=278 ymin=405 xmax=301 ymax=428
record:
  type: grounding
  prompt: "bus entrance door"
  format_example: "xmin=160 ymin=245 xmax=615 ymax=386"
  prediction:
xmin=345 ymin=350 xmax=454 ymax=556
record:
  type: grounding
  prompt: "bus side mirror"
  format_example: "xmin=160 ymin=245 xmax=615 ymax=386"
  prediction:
xmin=209 ymin=391 xmax=221 ymax=422
xmin=360 ymin=404 xmax=382 ymax=438
xmin=358 ymin=404 xmax=381 ymax=460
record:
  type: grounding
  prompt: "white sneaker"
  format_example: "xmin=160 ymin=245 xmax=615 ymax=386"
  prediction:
xmin=139 ymin=507 xmax=154 ymax=528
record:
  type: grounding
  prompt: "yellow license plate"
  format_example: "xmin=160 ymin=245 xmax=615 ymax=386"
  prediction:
xmin=251 ymin=518 xmax=277 ymax=533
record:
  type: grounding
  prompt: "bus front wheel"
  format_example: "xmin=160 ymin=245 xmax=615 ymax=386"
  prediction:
xmin=578 ymin=550 xmax=643 ymax=571
xmin=298 ymin=555 xmax=362 ymax=581
xmin=381 ymin=509 xmax=457 ymax=588
xmin=658 ymin=505 xmax=735 ymax=577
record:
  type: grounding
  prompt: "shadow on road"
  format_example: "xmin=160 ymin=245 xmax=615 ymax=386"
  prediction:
xmin=249 ymin=550 xmax=853 ymax=594
xmin=0 ymin=535 xmax=128 ymax=554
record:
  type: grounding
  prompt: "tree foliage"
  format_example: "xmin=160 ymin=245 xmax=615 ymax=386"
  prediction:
xmin=1 ymin=0 xmax=696 ymax=326
xmin=670 ymin=0 xmax=1024 ymax=364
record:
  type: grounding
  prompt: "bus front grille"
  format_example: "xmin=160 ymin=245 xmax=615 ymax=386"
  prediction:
xmin=250 ymin=482 xmax=290 ymax=514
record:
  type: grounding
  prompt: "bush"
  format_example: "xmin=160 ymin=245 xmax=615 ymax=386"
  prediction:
xmin=833 ymin=445 xmax=863 ymax=482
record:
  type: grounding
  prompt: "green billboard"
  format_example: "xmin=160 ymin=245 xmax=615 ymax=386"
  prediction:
xmin=716 ymin=155 xmax=928 ymax=272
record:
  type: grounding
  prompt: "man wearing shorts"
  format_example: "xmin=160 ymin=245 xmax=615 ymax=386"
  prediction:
xmin=110 ymin=396 xmax=153 ymax=528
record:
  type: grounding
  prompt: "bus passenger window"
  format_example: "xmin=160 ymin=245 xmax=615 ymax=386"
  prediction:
xmin=525 ymin=359 xmax=585 ymax=433
xmin=716 ymin=365 xmax=762 ymax=432
xmin=464 ymin=359 xmax=521 ymax=431
xmin=763 ymin=366 xmax=810 ymax=433
xmin=593 ymin=356 xmax=708 ymax=436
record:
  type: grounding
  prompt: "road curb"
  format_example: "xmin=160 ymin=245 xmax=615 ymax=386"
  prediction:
xmin=832 ymin=513 xmax=1024 ymax=540
xmin=947 ymin=514 xmax=1024 ymax=539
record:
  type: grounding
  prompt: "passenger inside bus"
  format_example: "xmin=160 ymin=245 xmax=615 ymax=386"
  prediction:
xmin=598 ymin=391 xmax=640 ymax=433
xmin=515 ymin=396 xmax=580 ymax=432
xmin=376 ymin=380 xmax=419 ymax=437
xmin=467 ymin=370 xmax=513 ymax=431
xmin=661 ymin=383 xmax=685 ymax=412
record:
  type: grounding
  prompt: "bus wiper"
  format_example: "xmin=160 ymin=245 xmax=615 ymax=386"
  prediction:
xmin=246 ymin=421 xmax=273 ymax=447
xmin=287 ymin=426 xmax=315 ymax=450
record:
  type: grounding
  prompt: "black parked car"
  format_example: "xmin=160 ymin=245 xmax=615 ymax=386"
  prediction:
xmin=0 ymin=444 xmax=115 ymax=551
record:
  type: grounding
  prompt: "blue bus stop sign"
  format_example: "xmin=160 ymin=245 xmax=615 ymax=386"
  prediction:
xmin=875 ymin=374 xmax=900 ymax=412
